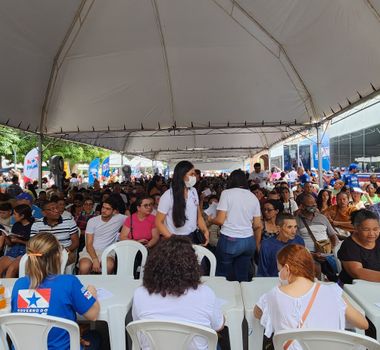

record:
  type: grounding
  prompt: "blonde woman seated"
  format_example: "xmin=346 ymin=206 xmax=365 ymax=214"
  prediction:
xmin=254 ymin=244 xmax=368 ymax=350
xmin=11 ymin=232 xmax=100 ymax=350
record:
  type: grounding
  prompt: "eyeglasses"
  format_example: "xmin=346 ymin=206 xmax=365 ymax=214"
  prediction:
xmin=141 ymin=204 xmax=153 ymax=208
xmin=263 ymin=208 xmax=275 ymax=212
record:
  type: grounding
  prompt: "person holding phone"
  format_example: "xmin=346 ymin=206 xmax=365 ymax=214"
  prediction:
xmin=0 ymin=204 xmax=34 ymax=277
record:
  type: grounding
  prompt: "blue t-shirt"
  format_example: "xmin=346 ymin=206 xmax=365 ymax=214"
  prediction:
xmin=11 ymin=275 xmax=96 ymax=350
xmin=342 ymin=173 xmax=359 ymax=188
xmin=257 ymin=235 xmax=305 ymax=277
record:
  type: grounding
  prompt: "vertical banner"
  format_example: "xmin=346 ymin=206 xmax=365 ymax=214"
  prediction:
xmin=312 ymin=135 xmax=330 ymax=171
xmin=88 ymin=158 xmax=100 ymax=185
xmin=23 ymin=148 xmax=39 ymax=182
xmin=102 ymin=157 xmax=110 ymax=178
xmin=64 ymin=161 xmax=70 ymax=178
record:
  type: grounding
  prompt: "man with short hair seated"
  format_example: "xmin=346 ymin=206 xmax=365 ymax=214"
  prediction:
xmin=78 ymin=198 xmax=126 ymax=274
xmin=257 ymin=213 xmax=304 ymax=277
xmin=31 ymin=200 xmax=79 ymax=265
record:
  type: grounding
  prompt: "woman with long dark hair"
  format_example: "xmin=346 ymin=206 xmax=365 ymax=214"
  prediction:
xmin=155 ymin=160 xmax=209 ymax=244
xmin=147 ymin=175 xmax=163 ymax=196
xmin=316 ymin=189 xmax=331 ymax=213
xmin=209 ymin=169 xmax=262 ymax=281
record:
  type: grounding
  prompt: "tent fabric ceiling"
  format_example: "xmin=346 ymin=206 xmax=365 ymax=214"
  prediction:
xmin=1 ymin=0 xmax=380 ymax=162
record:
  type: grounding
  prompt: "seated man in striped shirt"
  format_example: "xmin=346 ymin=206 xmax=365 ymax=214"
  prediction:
xmin=31 ymin=200 xmax=79 ymax=265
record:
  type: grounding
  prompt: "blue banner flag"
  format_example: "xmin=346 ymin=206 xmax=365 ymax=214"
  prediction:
xmin=102 ymin=157 xmax=110 ymax=178
xmin=88 ymin=158 xmax=100 ymax=185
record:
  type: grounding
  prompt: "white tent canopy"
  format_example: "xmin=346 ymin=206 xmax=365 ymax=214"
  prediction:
xmin=1 ymin=0 xmax=380 ymax=163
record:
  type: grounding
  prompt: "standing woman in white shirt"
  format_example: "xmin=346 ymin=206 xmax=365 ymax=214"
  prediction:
xmin=155 ymin=160 xmax=209 ymax=244
xmin=254 ymin=244 xmax=368 ymax=350
xmin=209 ymin=169 xmax=263 ymax=281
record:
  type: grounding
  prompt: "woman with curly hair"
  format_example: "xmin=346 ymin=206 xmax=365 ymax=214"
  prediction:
xmin=132 ymin=236 xmax=224 ymax=349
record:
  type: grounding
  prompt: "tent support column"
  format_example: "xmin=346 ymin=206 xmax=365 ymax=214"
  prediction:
xmin=38 ymin=134 xmax=43 ymax=188
xmin=120 ymin=152 xmax=124 ymax=181
xmin=316 ymin=125 xmax=323 ymax=189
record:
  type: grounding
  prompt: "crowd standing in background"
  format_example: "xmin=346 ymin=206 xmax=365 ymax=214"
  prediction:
xmin=0 ymin=161 xmax=379 ymax=348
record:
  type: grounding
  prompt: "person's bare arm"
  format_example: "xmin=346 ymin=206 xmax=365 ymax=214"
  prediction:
xmin=209 ymin=210 xmax=227 ymax=226
xmin=119 ymin=225 xmax=130 ymax=241
xmin=197 ymin=206 xmax=209 ymax=246
xmin=155 ymin=212 xmax=172 ymax=238
xmin=332 ymin=220 xmax=354 ymax=232
xmin=343 ymin=295 xmax=369 ymax=330
xmin=146 ymin=228 xmax=160 ymax=248
xmin=67 ymin=232 xmax=79 ymax=252
xmin=254 ymin=305 xmax=263 ymax=320
xmin=342 ymin=260 xmax=380 ymax=282
xmin=253 ymin=216 xmax=263 ymax=251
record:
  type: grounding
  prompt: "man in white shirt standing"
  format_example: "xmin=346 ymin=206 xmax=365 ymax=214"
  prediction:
xmin=78 ymin=198 xmax=126 ymax=274
xmin=249 ymin=163 xmax=268 ymax=188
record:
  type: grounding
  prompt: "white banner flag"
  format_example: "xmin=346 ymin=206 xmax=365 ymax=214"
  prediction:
xmin=23 ymin=148 xmax=39 ymax=181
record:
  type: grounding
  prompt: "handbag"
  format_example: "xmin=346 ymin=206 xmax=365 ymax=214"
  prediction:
xmin=301 ymin=217 xmax=332 ymax=254
xmin=130 ymin=215 xmax=134 ymax=240
xmin=191 ymin=228 xmax=206 ymax=245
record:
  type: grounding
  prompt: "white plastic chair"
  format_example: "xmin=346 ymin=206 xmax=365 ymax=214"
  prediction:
xmin=101 ymin=240 xmax=148 ymax=278
xmin=192 ymin=245 xmax=217 ymax=276
xmin=333 ymin=239 xmax=343 ymax=274
xmin=0 ymin=313 xmax=80 ymax=350
xmin=126 ymin=319 xmax=218 ymax=350
xmin=273 ymin=329 xmax=380 ymax=350
xmin=19 ymin=248 xmax=68 ymax=277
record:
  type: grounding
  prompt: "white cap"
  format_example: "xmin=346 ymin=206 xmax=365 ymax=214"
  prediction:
xmin=351 ymin=187 xmax=365 ymax=194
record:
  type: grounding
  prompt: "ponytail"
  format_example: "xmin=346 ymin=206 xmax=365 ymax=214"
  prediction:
xmin=26 ymin=233 xmax=61 ymax=289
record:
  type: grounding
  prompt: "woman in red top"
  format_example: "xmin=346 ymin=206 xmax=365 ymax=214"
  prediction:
xmin=119 ymin=195 xmax=160 ymax=248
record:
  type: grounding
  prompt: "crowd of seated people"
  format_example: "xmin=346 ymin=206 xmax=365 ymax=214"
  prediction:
xmin=0 ymin=164 xmax=379 ymax=349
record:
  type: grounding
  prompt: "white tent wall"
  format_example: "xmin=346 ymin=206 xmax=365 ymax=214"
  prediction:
xmin=1 ymin=1 xmax=380 ymax=164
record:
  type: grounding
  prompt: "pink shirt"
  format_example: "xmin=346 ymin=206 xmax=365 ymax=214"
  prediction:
xmin=124 ymin=213 xmax=156 ymax=241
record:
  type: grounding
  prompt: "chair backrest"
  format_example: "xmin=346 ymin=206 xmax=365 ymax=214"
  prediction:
xmin=126 ymin=319 xmax=218 ymax=350
xmin=101 ymin=240 xmax=148 ymax=278
xmin=0 ymin=313 xmax=80 ymax=350
xmin=18 ymin=249 xmax=68 ymax=277
xmin=193 ymin=245 xmax=216 ymax=276
xmin=273 ymin=329 xmax=380 ymax=350
xmin=333 ymin=239 xmax=343 ymax=274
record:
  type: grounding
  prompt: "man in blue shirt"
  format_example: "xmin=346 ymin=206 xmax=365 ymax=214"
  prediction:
xmin=297 ymin=167 xmax=310 ymax=184
xmin=258 ymin=213 xmax=304 ymax=277
xmin=342 ymin=163 xmax=360 ymax=188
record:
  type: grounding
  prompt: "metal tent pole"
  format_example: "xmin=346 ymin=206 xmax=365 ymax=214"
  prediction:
xmin=316 ymin=126 xmax=323 ymax=189
xmin=38 ymin=134 xmax=43 ymax=188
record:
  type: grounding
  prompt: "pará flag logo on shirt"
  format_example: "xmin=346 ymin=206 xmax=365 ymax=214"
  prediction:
xmin=17 ymin=289 xmax=51 ymax=314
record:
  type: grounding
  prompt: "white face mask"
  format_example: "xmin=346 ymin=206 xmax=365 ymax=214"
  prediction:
xmin=185 ymin=175 xmax=197 ymax=188
xmin=278 ymin=267 xmax=289 ymax=286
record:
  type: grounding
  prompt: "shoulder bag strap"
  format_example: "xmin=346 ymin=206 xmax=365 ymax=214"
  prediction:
xmin=283 ymin=283 xmax=321 ymax=350
xmin=130 ymin=214 xmax=133 ymax=240
xmin=300 ymin=216 xmax=318 ymax=245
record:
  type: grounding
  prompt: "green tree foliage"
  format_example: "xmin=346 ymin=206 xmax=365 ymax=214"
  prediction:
xmin=0 ymin=126 xmax=110 ymax=165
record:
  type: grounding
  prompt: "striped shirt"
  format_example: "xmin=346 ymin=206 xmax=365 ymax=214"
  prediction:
xmin=31 ymin=216 xmax=79 ymax=248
